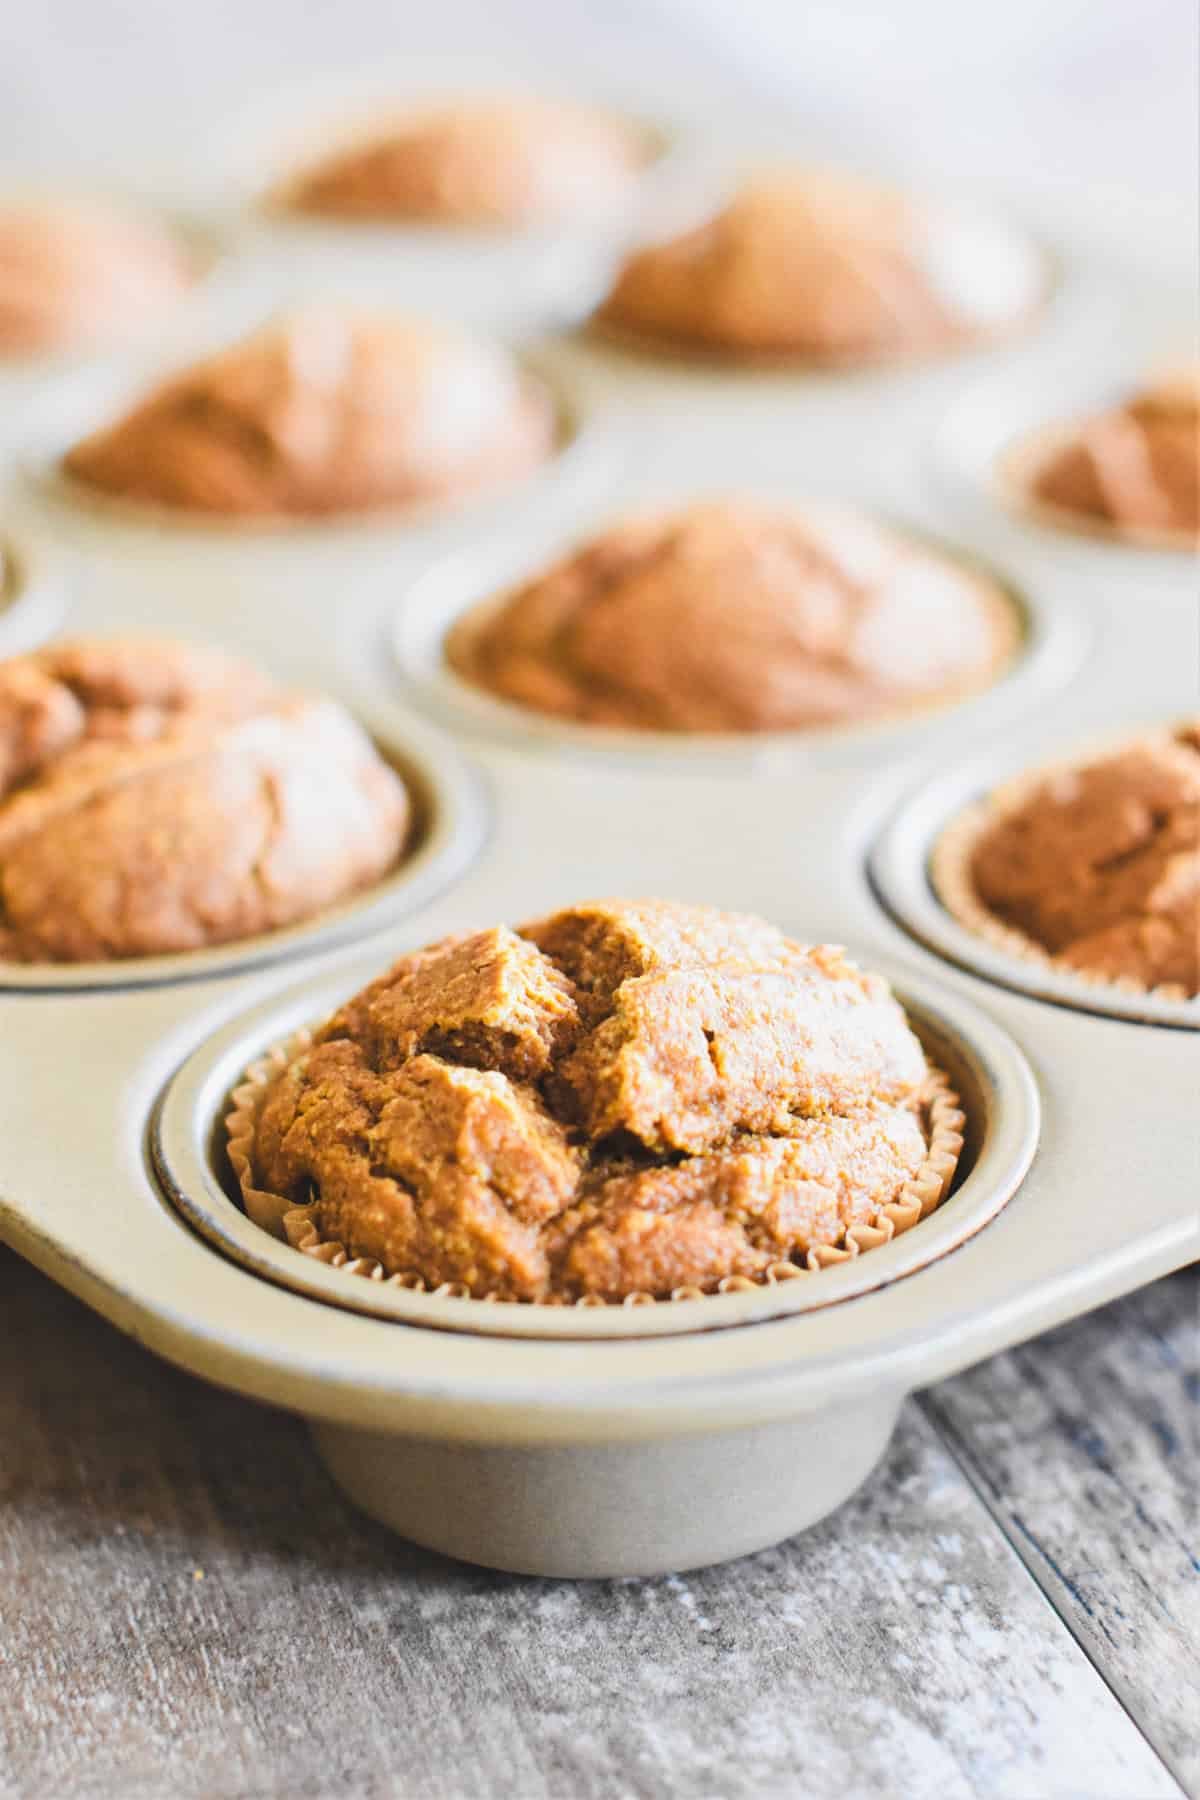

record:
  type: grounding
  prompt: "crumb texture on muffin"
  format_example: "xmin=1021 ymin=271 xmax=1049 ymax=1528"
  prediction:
xmin=968 ymin=722 xmax=1200 ymax=995
xmin=449 ymin=498 xmax=1018 ymax=733
xmin=241 ymin=899 xmax=951 ymax=1301
xmin=0 ymin=636 xmax=409 ymax=962
xmin=277 ymin=96 xmax=648 ymax=227
xmin=1027 ymin=367 xmax=1199 ymax=540
xmin=597 ymin=171 xmax=1020 ymax=362
xmin=0 ymin=201 xmax=192 ymax=356
xmin=63 ymin=308 xmax=556 ymax=518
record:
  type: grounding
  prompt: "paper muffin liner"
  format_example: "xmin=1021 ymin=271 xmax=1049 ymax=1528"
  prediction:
xmin=997 ymin=419 xmax=1198 ymax=554
xmin=223 ymin=1025 xmax=965 ymax=1308
xmin=931 ymin=734 xmax=1198 ymax=1004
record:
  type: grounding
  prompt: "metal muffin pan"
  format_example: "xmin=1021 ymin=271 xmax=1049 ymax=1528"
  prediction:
xmin=0 ymin=170 xmax=1195 ymax=1577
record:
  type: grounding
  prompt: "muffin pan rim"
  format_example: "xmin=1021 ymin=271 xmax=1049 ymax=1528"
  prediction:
xmin=869 ymin=725 xmax=1200 ymax=1028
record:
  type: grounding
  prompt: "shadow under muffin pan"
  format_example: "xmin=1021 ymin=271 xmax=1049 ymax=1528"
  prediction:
xmin=18 ymin=338 xmax=606 ymax=539
xmin=870 ymin=732 xmax=1200 ymax=1030
xmin=390 ymin=505 xmax=1089 ymax=768
xmin=0 ymin=528 xmax=66 ymax=656
xmin=0 ymin=711 xmax=487 ymax=992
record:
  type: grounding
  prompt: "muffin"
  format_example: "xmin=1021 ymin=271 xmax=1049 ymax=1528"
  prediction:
xmin=0 ymin=636 xmax=410 ymax=962
xmin=597 ymin=171 xmax=1037 ymax=364
xmin=63 ymin=307 xmax=557 ymax=519
xmin=1017 ymin=368 xmax=1199 ymax=544
xmin=227 ymin=899 xmax=963 ymax=1302
xmin=448 ymin=498 xmax=1019 ymax=734
xmin=0 ymin=200 xmax=194 ymax=357
xmin=935 ymin=722 xmax=1200 ymax=997
xmin=274 ymin=96 xmax=651 ymax=229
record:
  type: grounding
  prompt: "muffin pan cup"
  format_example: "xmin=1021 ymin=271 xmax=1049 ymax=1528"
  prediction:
xmin=0 ymin=173 xmax=1195 ymax=1577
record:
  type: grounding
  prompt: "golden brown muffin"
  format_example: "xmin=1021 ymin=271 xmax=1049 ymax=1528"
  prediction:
xmin=63 ymin=308 xmax=557 ymax=519
xmin=962 ymin=723 xmax=1200 ymax=995
xmin=0 ymin=636 xmax=410 ymax=963
xmin=236 ymin=899 xmax=959 ymax=1301
xmin=597 ymin=171 xmax=1033 ymax=364
xmin=275 ymin=97 xmax=650 ymax=228
xmin=0 ymin=201 xmax=193 ymax=357
xmin=1024 ymin=368 xmax=1199 ymax=541
xmin=448 ymin=498 xmax=1019 ymax=733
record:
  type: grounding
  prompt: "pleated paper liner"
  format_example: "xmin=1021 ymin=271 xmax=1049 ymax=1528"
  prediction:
xmin=995 ymin=420 xmax=1199 ymax=554
xmin=224 ymin=1024 xmax=965 ymax=1309
xmin=930 ymin=731 xmax=1200 ymax=1008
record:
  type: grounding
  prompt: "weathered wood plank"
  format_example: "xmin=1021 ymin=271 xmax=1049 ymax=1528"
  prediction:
xmin=921 ymin=1265 xmax=1200 ymax=1797
xmin=0 ymin=1250 xmax=1181 ymax=1800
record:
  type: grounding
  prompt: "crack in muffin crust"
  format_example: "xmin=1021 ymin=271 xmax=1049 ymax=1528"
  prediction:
xmin=229 ymin=900 xmax=964 ymax=1302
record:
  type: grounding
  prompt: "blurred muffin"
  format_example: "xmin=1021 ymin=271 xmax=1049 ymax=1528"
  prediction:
xmin=1018 ymin=368 xmax=1199 ymax=544
xmin=0 ymin=200 xmax=194 ymax=357
xmin=0 ymin=636 xmax=410 ymax=962
xmin=597 ymin=171 xmax=1036 ymax=364
xmin=229 ymin=898 xmax=962 ymax=1300
xmin=935 ymin=722 xmax=1200 ymax=997
xmin=448 ymin=498 xmax=1019 ymax=733
xmin=274 ymin=96 xmax=651 ymax=228
xmin=63 ymin=307 xmax=557 ymax=519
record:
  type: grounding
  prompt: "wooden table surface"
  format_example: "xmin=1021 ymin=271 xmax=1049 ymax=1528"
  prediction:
xmin=2 ymin=1248 xmax=1195 ymax=1800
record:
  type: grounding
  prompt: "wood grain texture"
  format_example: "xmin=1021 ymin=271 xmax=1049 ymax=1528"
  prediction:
xmin=922 ymin=1265 xmax=1200 ymax=1798
xmin=0 ymin=1248 xmax=1183 ymax=1800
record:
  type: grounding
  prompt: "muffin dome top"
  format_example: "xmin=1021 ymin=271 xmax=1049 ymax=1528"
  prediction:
xmin=64 ymin=307 xmax=556 ymax=519
xmin=0 ymin=199 xmax=193 ymax=356
xmin=239 ymin=898 xmax=956 ymax=1301
xmin=598 ymin=171 xmax=1032 ymax=362
xmin=0 ymin=636 xmax=409 ymax=962
xmin=276 ymin=96 xmax=650 ymax=228
xmin=1026 ymin=366 xmax=1199 ymax=541
xmin=967 ymin=722 xmax=1200 ymax=996
xmin=450 ymin=498 xmax=1019 ymax=734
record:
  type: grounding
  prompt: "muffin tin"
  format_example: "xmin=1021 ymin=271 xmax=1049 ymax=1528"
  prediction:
xmin=0 ymin=135 xmax=1195 ymax=1579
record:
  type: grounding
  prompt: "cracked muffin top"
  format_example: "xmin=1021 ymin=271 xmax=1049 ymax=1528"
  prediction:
xmin=274 ymin=96 xmax=651 ymax=228
xmin=0 ymin=636 xmax=410 ymax=963
xmin=966 ymin=722 xmax=1200 ymax=995
xmin=596 ymin=171 xmax=1034 ymax=363
xmin=1024 ymin=368 xmax=1199 ymax=541
xmin=448 ymin=498 xmax=1019 ymax=734
xmin=63 ymin=307 xmax=557 ymax=519
xmin=0 ymin=200 xmax=194 ymax=357
xmin=238 ymin=899 xmax=955 ymax=1301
